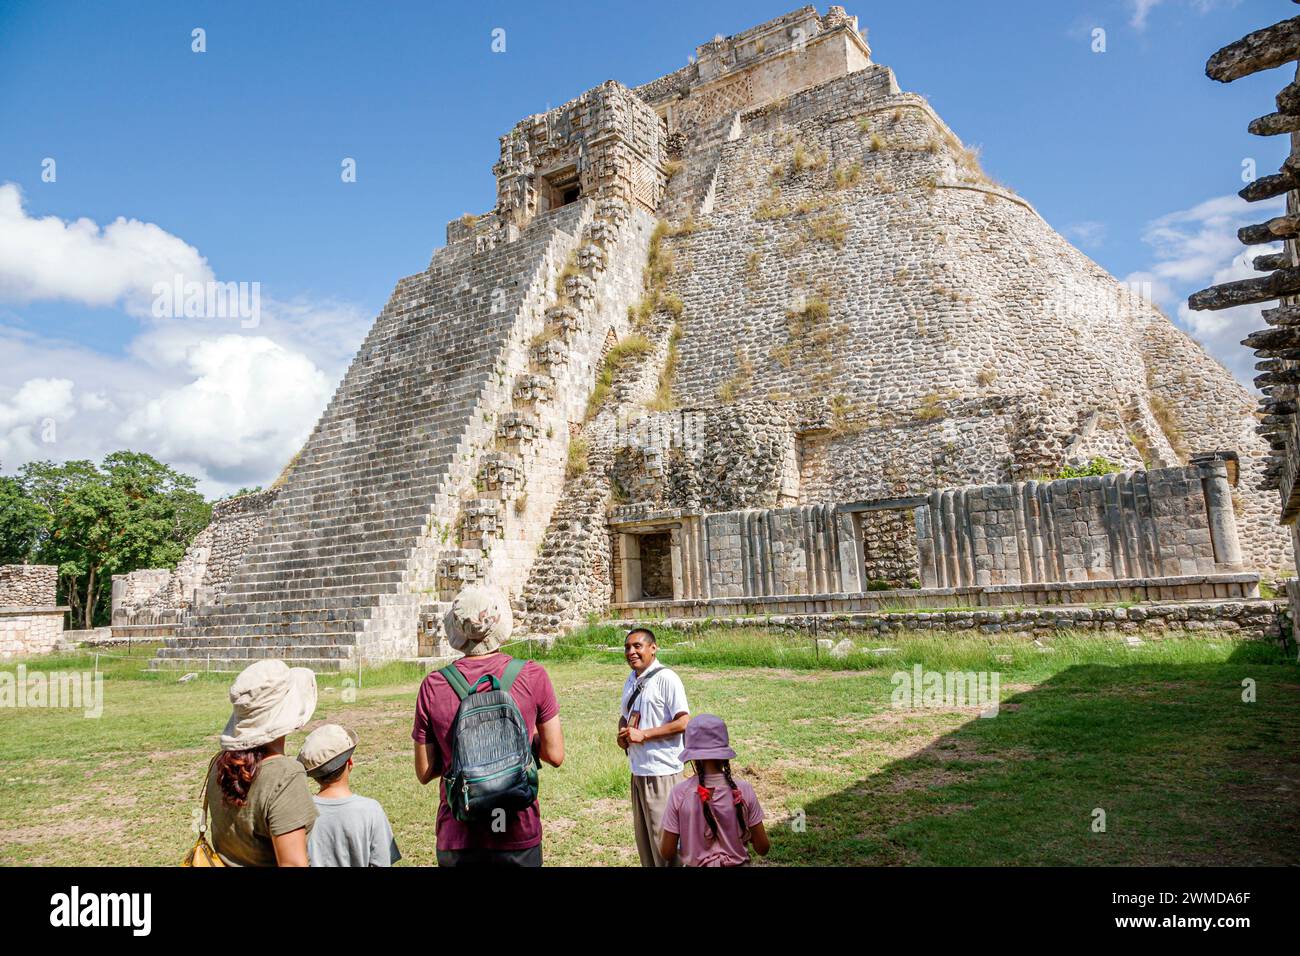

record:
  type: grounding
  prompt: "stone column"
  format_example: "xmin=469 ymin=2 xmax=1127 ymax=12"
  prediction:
xmin=915 ymin=503 xmax=939 ymax=589
xmin=836 ymin=509 xmax=864 ymax=593
xmin=1198 ymin=459 xmax=1245 ymax=570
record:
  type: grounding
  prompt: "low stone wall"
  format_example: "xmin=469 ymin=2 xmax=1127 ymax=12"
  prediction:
xmin=0 ymin=565 xmax=57 ymax=606
xmin=112 ymin=489 xmax=278 ymax=626
xmin=916 ymin=461 xmax=1242 ymax=588
xmin=612 ymin=572 xmax=1260 ymax=620
xmin=0 ymin=607 xmax=69 ymax=659
xmin=608 ymin=598 xmax=1283 ymax=642
xmin=608 ymin=464 xmax=1249 ymax=609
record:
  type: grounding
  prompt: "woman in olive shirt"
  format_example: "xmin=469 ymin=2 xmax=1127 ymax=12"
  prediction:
xmin=205 ymin=659 xmax=319 ymax=866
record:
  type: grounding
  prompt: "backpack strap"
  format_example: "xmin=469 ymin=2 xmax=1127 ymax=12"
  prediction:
xmin=499 ymin=657 xmax=527 ymax=693
xmin=439 ymin=663 xmax=472 ymax=700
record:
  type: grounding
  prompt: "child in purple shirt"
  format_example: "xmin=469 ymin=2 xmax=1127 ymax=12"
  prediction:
xmin=660 ymin=714 xmax=770 ymax=867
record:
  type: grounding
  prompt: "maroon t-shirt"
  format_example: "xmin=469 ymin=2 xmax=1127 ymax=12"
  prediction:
xmin=411 ymin=654 xmax=559 ymax=851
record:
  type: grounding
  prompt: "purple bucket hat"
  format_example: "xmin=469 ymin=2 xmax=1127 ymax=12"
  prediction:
xmin=679 ymin=713 xmax=737 ymax=762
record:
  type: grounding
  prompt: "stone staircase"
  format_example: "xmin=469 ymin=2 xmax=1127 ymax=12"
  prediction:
xmin=152 ymin=198 xmax=652 ymax=672
xmin=152 ymin=203 xmax=597 ymax=672
xmin=433 ymin=200 xmax=647 ymax=611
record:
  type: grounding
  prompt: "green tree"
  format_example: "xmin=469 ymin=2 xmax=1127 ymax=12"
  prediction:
xmin=18 ymin=452 xmax=211 ymax=628
xmin=0 ymin=474 xmax=47 ymax=564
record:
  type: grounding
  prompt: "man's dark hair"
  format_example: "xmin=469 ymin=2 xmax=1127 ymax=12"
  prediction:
xmin=626 ymin=627 xmax=657 ymax=646
xmin=314 ymin=762 xmax=349 ymax=787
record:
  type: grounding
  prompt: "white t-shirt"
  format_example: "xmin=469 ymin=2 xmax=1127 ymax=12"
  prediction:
xmin=620 ymin=665 xmax=689 ymax=777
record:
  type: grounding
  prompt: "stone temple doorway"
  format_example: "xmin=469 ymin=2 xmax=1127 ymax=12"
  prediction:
xmin=613 ymin=526 xmax=680 ymax=603
xmin=637 ymin=532 xmax=673 ymax=599
xmin=540 ymin=165 xmax=582 ymax=213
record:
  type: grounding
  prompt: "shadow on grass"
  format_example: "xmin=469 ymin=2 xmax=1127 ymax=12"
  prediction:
xmin=772 ymin=643 xmax=1300 ymax=866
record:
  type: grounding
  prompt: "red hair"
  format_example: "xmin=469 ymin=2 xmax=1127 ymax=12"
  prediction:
xmin=215 ymin=747 xmax=270 ymax=807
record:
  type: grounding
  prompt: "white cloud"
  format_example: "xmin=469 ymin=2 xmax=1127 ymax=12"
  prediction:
xmin=0 ymin=187 xmax=371 ymax=496
xmin=1128 ymin=0 xmax=1239 ymax=32
xmin=0 ymin=304 xmax=367 ymax=495
xmin=1126 ymin=191 xmax=1283 ymax=388
xmin=117 ymin=335 xmax=332 ymax=482
xmin=1066 ymin=221 xmax=1107 ymax=249
xmin=0 ymin=377 xmax=78 ymax=471
xmin=0 ymin=183 xmax=213 ymax=316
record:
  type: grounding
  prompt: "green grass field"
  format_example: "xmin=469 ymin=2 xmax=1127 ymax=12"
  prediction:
xmin=1 ymin=628 xmax=1297 ymax=866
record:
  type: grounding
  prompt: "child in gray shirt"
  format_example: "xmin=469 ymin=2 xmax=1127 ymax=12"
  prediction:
xmin=298 ymin=724 xmax=401 ymax=867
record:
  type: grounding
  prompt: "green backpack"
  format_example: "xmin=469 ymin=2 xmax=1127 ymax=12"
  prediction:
xmin=440 ymin=658 xmax=539 ymax=824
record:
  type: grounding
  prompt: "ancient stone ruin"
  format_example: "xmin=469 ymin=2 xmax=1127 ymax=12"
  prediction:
xmin=111 ymin=6 xmax=1289 ymax=671
xmin=0 ymin=565 xmax=70 ymax=659
xmin=1191 ymin=10 xmax=1300 ymax=624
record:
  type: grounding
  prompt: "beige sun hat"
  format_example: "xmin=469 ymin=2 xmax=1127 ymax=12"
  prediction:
xmin=297 ymin=723 xmax=358 ymax=779
xmin=445 ymin=584 xmax=512 ymax=657
xmin=220 ymin=659 xmax=318 ymax=751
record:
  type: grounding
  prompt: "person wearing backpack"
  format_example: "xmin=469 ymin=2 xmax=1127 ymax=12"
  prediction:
xmin=659 ymin=714 xmax=770 ymax=867
xmin=617 ymin=627 xmax=690 ymax=867
xmin=411 ymin=585 xmax=563 ymax=867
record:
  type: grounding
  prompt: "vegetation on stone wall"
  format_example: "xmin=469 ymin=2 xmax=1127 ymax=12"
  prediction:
xmin=717 ymin=352 xmax=755 ymax=403
xmin=1045 ymin=457 xmax=1122 ymax=480
xmin=1149 ymin=393 xmax=1189 ymax=461
xmin=555 ymin=250 xmax=581 ymax=295
xmin=565 ymin=436 xmax=589 ymax=479
xmin=914 ymin=393 xmax=948 ymax=422
xmin=771 ymin=297 xmax=835 ymax=381
xmin=832 ymin=161 xmax=862 ymax=189
xmin=647 ymin=323 xmax=682 ymax=412
xmin=586 ymin=334 xmax=652 ymax=419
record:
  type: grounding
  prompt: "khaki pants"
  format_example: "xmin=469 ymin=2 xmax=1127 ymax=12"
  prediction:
xmin=631 ymin=772 xmax=684 ymax=867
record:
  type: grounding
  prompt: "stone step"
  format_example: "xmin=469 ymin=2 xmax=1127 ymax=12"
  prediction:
xmin=155 ymin=642 xmax=355 ymax=660
xmin=164 ymin=633 xmax=358 ymax=649
xmin=149 ymin=655 xmax=350 ymax=673
xmin=179 ymin=619 xmax=366 ymax=639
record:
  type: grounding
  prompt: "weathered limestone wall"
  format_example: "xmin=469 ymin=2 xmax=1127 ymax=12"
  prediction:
xmin=860 ymin=508 xmax=919 ymax=586
xmin=636 ymin=5 xmax=874 ymax=138
xmin=612 ymin=599 xmax=1282 ymax=642
xmin=0 ymin=609 xmax=67 ymax=659
xmin=704 ymin=503 xmax=855 ymax=598
xmin=652 ymin=54 xmax=1290 ymax=576
xmin=0 ymin=565 xmax=66 ymax=659
xmin=608 ymin=463 xmax=1245 ymax=607
xmin=0 ymin=565 xmax=56 ymax=606
xmin=609 ymin=402 xmax=801 ymax=511
xmin=112 ymin=489 xmax=279 ymax=626
xmin=496 ymin=81 xmax=668 ymax=229
xmin=916 ymin=462 xmax=1242 ymax=589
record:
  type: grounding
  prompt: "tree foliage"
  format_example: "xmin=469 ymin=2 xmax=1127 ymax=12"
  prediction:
xmin=5 ymin=452 xmax=211 ymax=628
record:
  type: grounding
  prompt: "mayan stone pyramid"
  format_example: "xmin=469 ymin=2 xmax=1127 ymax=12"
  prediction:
xmin=146 ymin=6 xmax=1288 ymax=669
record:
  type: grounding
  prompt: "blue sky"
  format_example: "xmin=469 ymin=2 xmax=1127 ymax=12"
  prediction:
xmin=0 ymin=0 xmax=1288 ymax=495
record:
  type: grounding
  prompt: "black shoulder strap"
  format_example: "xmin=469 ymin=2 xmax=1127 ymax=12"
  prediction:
xmin=625 ymin=665 xmax=665 ymax=714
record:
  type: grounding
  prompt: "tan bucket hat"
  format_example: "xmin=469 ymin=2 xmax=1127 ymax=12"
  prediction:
xmin=220 ymin=659 xmax=318 ymax=751
xmin=445 ymin=585 xmax=512 ymax=656
xmin=297 ymin=723 xmax=358 ymax=779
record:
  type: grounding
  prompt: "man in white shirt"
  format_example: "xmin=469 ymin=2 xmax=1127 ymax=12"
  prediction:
xmin=617 ymin=627 xmax=690 ymax=867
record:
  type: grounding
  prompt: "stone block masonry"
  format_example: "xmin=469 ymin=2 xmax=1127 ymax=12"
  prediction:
xmin=609 ymin=597 xmax=1282 ymax=643
xmin=0 ymin=565 xmax=57 ymax=607
xmin=649 ymin=21 xmax=1290 ymax=577
xmin=915 ymin=461 xmax=1242 ymax=589
xmin=0 ymin=565 xmax=68 ymax=659
xmin=113 ymin=489 xmax=279 ymax=626
xmin=607 ymin=463 xmax=1250 ymax=608
xmin=135 ymin=5 xmax=1295 ymax=659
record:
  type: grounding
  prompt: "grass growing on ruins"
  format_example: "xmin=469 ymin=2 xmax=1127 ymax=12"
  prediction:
xmin=1 ymin=632 xmax=1296 ymax=867
xmin=646 ymin=323 xmax=682 ymax=412
xmin=565 ymin=436 xmax=589 ymax=479
xmin=585 ymin=335 xmax=652 ymax=419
